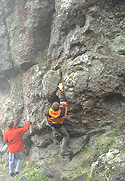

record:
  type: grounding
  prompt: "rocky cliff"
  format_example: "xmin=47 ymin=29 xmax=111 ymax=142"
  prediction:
xmin=0 ymin=0 xmax=124 ymax=180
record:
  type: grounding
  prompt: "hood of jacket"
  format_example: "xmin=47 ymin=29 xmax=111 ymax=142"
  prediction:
xmin=49 ymin=107 xmax=61 ymax=118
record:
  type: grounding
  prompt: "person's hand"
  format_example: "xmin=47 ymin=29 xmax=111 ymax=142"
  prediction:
xmin=58 ymin=83 xmax=63 ymax=90
xmin=27 ymin=115 xmax=30 ymax=122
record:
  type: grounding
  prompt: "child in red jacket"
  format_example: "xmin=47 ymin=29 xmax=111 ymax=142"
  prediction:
xmin=3 ymin=115 xmax=30 ymax=176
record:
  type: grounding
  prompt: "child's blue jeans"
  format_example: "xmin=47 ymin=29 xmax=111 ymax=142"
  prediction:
xmin=9 ymin=150 xmax=23 ymax=174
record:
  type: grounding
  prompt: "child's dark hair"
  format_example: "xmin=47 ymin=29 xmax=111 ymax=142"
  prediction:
xmin=52 ymin=102 xmax=59 ymax=111
xmin=7 ymin=120 xmax=15 ymax=129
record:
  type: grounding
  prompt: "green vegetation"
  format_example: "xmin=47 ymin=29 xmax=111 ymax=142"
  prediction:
xmin=62 ymin=130 xmax=117 ymax=181
xmin=0 ymin=125 xmax=122 ymax=181
xmin=37 ymin=58 xmax=46 ymax=71
xmin=96 ymin=134 xmax=117 ymax=155
xmin=20 ymin=156 xmax=36 ymax=170
xmin=14 ymin=168 xmax=47 ymax=181
xmin=0 ymin=161 xmax=9 ymax=172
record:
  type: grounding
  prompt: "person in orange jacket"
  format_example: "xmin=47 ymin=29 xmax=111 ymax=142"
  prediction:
xmin=37 ymin=83 xmax=73 ymax=156
xmin=3 ymin=115 xmax=30 ymax=176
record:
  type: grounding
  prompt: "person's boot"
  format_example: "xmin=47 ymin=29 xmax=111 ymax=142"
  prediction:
xmin=15 ymin=172 xmax=20 ymax=175
xmin=9 ymin=172 xmax=15 ymax=176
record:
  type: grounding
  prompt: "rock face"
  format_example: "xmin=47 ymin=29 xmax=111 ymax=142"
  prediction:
xmin=91 ymin=135 xmax=125 ymax=181
xmin=0 ymin=0 xmax=13 ymax=78
xmin=0 ymin=0 xmax=124 ymax=179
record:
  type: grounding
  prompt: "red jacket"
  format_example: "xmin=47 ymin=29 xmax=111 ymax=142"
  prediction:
xmin=3 ymin=121 xmax=30 ymax=153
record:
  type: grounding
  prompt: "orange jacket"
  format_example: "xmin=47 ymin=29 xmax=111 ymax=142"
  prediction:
xmin=44 ymin=89 xmax=67 ymax=127
xmin=3 ymin=121 xmax=30 ymax=153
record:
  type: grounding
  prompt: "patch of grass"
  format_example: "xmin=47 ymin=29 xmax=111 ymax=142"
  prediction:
xmin=96 ymin=135 xmax=117 ymax=155
xmin=62 ymin=166 xmax=87 ymax=181
xmin=87 ymin=172 xmax=93 ymax=181
xmin=21 ymin=159 xmax=36 ymax=170
xmin=0 ymin=161 xmax=9 ymax=171
xmin=71 ymin=166 xmax=86 ymax=180
xmin=112 ymin=155 xmax=117 ymax=160
xmin=20 ymin=155 xmax=36 ymax=171
xmin=38 ymin=58 xmax=46 ymax=71
xmin=67 ymin=131 xmax=118 ymax=181
xmin=14 ymin=168 xmax=47 ymax=181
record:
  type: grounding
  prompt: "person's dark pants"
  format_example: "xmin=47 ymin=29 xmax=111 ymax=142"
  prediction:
xmin=38 ymin=119 xmax=69 ymax=154
xmin=52 ymin=126 xmax=69 ymax=154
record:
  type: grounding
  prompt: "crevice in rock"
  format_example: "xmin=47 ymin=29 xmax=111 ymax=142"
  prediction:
xmin=20 ymin=62 xmax=37 ymax=72
xmin=0 ymin=77 xmax=10 ymax=91
xmin=118 ymin=50 xmax=125 ymax=56
xmin=104 ymin=93 xmax=125 ymax=114
xmin=47 ymin=90 xmax=60 ymax=104
xmin=104 ymin=93 xmax=124 ymax=103
xmin=61 ymin=5 xmax=86 ymax=36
